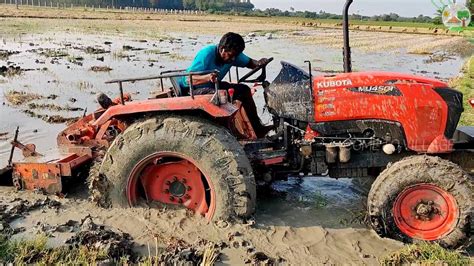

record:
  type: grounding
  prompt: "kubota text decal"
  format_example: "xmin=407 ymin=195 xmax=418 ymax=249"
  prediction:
xmin=317 ymin=79 xmax=353 ymax=88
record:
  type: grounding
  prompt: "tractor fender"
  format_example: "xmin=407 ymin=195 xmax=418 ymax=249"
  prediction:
xmin=92 ymin=95 xmax=238 ymax=127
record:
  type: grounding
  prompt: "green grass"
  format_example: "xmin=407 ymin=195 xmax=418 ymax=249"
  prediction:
xmin=381 ymin=242 xmax=470 ymax=265
xmin=0 ymin=234 xmax=110 ymax=264
xmin=0 ymin=233 xmax=213 ymax=265
xmin=310 ymin=191 xmax=328 ymax=208
xmin=262 ymin=15 xmax=452 ymax=29
xmin=451 ymin=56 xmax=474 ymax=126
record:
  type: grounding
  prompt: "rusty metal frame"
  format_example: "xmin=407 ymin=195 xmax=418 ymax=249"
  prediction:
xmin=106 ymin=69 xmax=220 ymax=103
xmin=12 ymin=153 xmax=92 ymax=194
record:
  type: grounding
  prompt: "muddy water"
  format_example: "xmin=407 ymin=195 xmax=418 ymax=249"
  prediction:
xmin=257 ymin=176 xmax=367 ymax=229
xmin=0 ymin=31 xmax=468 ymax=229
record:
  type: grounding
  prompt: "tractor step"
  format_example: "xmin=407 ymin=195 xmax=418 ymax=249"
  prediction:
xmin=242 ymin=139 xmax=287 ymax=166
xmin=250 ymin=149 xmax=287 ymax=166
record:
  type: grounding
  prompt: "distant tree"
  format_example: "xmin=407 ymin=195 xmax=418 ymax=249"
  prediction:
xmin=389 ymin=13 xmax=399 ymax=21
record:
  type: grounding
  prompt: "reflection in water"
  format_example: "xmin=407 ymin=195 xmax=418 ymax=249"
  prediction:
xmin=257 ymin=176 xmax=367 ymax=228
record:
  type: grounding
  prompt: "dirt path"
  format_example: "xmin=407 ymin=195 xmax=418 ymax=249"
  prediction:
xmin=1 ymin=187 xmax=402 ymax=264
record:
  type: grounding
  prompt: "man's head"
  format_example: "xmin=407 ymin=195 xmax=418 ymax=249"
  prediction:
xmin=218 ymin=32 xmax=245 ymax=63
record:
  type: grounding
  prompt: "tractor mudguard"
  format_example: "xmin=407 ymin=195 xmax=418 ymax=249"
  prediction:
xmin=92 ymin=94 xmax=239 ymax=127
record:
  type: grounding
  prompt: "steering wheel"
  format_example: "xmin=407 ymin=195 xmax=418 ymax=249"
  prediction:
xmin=238 ymin=57 xmax=274 ymax=83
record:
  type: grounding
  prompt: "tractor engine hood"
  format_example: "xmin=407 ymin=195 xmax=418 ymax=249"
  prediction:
xmin=264 ymin=61 xmax=313 ymax=122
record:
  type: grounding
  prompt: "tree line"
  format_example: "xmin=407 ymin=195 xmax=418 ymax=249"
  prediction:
xmin=8 ymin=0 xmax=473 ymax=25
xmin=183 ymin=0 xmax=253 ymax=11
xmin=14 ymin=0 xmax=255 ymax=10
xmin=237 ymin=9 xmax=440 ymax=24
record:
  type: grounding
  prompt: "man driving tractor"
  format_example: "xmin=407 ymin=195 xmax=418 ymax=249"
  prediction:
xmin=178 ymin=32 xmax=272 ymax=137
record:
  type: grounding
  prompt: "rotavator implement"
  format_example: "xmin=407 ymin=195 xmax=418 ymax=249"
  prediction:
xmin=1 ymin=0 xmax=472 ymax=248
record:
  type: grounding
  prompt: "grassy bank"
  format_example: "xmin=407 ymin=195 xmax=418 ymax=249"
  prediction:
xmin=451 ymin=56 xmax=474 ymax=126
xmin=381 ymin=243 xmax=471 ymax=265
xmin=0 ymin=233 xmax=219 ymax=265
xmin=0 ymin=234 xmax=114 ymax=264
xmin=381 ymin=243 xmax=472 ymax=265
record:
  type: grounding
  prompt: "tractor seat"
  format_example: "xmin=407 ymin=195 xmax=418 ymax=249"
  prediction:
xmin=150 ymin=70 xmax=185 ymax=99
xmin=163 ymin=69 xmax=185 ymax=97
xmin=169 ymin=75 xmax=182 ymax=97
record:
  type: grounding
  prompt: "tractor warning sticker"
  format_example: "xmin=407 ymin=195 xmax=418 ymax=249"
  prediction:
xmin=347 ymin=85 xmax=402 ymax=96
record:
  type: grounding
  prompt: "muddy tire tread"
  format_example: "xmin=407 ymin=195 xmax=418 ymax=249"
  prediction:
xmin=97 ymin=114 xmax=256 ymax=222
xmin=368 ymin=155 xmax=472 ymax=248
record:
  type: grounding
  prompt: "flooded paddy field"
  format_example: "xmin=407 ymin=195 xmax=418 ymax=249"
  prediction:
xmin=0 ymin=11 xmax=472 ymax=264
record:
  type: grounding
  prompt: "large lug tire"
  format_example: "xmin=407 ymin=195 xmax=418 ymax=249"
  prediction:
xmin=368 ymin=155 xmax=473 ymax=248
xmin=96 ymin=115 xmax=257 ymax=222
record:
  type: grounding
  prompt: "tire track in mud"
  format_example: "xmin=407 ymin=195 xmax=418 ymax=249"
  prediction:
xmin=0 ymin=186 xmax=403 ymax=264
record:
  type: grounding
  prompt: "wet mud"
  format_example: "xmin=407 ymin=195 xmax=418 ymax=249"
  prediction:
xmin=0 ymin=49 xmax=20 ymax=60
xmin=0 ymin=65 xmax=25 ymax=77
xmin=90 ymin=65 xmax=113 ymax=72
xmin=0 ymin=188 xmax=403 ymax=264
xmin=0 ymin=197 xmax=61 ymax=235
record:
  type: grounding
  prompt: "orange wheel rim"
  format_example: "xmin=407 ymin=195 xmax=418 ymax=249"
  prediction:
xmin=127 ymin=152 xmax=216 ymax=220
xmin=393 ymin=183 xmax=458 ymax=241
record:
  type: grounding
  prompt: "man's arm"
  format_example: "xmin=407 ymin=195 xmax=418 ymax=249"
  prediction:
xmin=188 ymin=73 xmax=217 ymax=86
xmin=246 ymin=58 xmax=271 ymax=69
xmin=234 ymin=52 xmax=270 ymax=70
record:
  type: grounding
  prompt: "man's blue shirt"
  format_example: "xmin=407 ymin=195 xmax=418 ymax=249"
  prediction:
xmin=178 ymin=45 xmax=250 ymax=91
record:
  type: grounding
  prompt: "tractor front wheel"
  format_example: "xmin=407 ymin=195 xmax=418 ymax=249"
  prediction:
xmin=94 ymin=115 xmax=256 ymax=222
xmin=368 ymin=155 xmax=472 ymax=248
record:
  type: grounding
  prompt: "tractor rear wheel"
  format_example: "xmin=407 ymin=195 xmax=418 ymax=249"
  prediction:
xmin=96 ymin=115 xmax=256 ymax=222
xmin=368 ymin=155 xmax=472 ymax=248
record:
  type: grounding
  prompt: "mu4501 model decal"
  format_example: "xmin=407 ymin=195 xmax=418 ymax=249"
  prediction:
xmin=347 ymin=85 xmax=402 ymax=96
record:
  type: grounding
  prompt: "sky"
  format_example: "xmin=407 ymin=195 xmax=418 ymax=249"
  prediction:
xmin=251 ymin=0 xmax=441 ymax=17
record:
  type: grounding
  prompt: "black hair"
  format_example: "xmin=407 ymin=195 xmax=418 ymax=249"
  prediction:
xmin=218 ymin=32 xmax=245 ymax=54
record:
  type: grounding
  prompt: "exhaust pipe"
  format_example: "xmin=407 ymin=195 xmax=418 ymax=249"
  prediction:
xmin=343 ymin=0 xmax=353 ymax=73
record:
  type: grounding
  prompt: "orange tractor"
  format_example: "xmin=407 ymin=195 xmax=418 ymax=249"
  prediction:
xmin=1 ymin=0 xmax=473 ymax=248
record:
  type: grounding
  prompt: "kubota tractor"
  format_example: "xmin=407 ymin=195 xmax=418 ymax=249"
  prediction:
xmin=1 ymin=0 xmax=472 ymax=248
